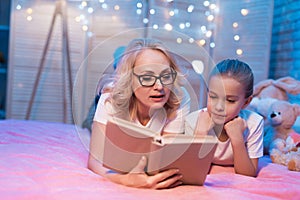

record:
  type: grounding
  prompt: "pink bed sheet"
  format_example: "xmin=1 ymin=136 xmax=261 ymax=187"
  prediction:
xmin=1 ymin=119 xmax=299 ymax=200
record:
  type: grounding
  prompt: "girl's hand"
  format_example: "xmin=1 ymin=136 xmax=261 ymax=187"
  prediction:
xmin=118 ymin=156 xmax=183 ymax=189
xmin=194 ymin=110 xmax=214 ymax=135
xmin=224 ymin=116 xmax=247 ymax=144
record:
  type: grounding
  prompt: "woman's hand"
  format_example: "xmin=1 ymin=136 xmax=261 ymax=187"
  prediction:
xmin=107 ymin=156 xmax=183 ymax=189
xmin=194 ymin=110 xmax=214 ymax=135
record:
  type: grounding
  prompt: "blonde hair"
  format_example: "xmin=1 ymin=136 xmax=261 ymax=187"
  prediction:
xmin=109 ymin=38 xmax=184 ymax=121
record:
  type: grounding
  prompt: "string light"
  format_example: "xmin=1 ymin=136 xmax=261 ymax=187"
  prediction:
xmin=16 ymin=0 xmax=251 ymax=58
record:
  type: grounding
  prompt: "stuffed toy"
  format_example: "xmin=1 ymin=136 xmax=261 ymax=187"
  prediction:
xmin=270 ymin=136 xmax=300 ymax=171
xmin=255 ymin=98 xmax=300 ymax=153
xmin=248 ymin=76 xmax=300 ymax=171
xmin=253 ymin=76 xmax=300 ymax=101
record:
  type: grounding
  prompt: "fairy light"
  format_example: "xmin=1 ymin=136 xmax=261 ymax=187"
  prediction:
xmin=179 ymin=23 xmax=185 ymax=29
xmin=232 ymin=22 xmax=239 ymax=28
xmin=136 ymin=9 xmax=142 ymax=15
xmin=187 ymin=5 xmax=194 ymax=13
xmin=177 ymin=37 xmax=182 ymax=44
xmin=207 ymin=14 xmax=214 ymax=22
xmin=164 ymin=23 xmax=173 ymax=31
xmin=87 ymin=7 xmax=94 ymax=14
xmin=27 ymin=16 xmax=33 ymax=21
xmin=203 ymin=1 xmax=210 ymax=7
xmin=169 ymin=10 xmax=175 ymax=16
xmin=143 ymin=18 xmax=149 ymax=24
xmin=136 ymin=2 xmax=142 ymax=8
xmin=114 ymin=5 xmax=120 ymax=11
xmin=153 ymin=24 xmax=159 ymax=29
xmin=149 ymin=9 xmax=155 ymax=15
xmin=81 ymin=1 xmax=87 ymax=8
xmin=241 ymin=9 xmax=249 ymax=16
xmin=27 ymin=8 xmax=33 ymax=14
xmin=82 ymin=25 xmax=88 ymax=32
xmin=209 ymin=4 xmax=217 ymax=10
xmin=16 ymin=4 xmax=22 ymax=10
xmin=75 ymin=16 xmax=81 ymax=22
xmin=199 ymin=39 xmax=206 ymax=46
xmin=236 ymin=49 xmax=243 ymax=55
xmin=206 ymin=30 xmax=212 ymax=38
xmin=101 ymin=3 xmax=108 ymax=9
xmin=234 ymin=34 xmax=240 ymax=41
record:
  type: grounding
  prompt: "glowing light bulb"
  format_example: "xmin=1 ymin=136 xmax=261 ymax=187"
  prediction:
xmin=207 ymin=15 xmax=214 ymax=21
xmin=241 ymin=9 xmax=249 ymax=16
xmin=177 ymin=38 xmax=182 ymax=44
xmin=189 ymin=38 xmax=195 ymax=43
xmin=164 ymin=23 xmax=173 ymax=31
xmin=199 ymin=39 xmax=206 ymax=46
xmin=27 ymin=16 xmax=32 ymax=21
xmin=114 ymin=5 xmax=120 ymax=11
xmin=234 ymin=35 xmax=240 ymax=41
xmin=149 ymin=9 xmax=155 ymax=15
xmin=236 ymin=49 xmax=243 ymax=55
xmin=187 ymin=5 xmax=194 ymax=13
xmin=27 ymin=8 xmax=33 ymax=14
xmin=82 ymin=25 xmax=88 ymax=32
xmin=179 ymin=23 xmax=185 ymax=29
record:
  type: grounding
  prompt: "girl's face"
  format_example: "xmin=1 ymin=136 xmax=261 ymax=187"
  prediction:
xmin=132 ymin=49 xmax=174 ymax=114
xmin=207 ymin=75 xmax=251 ymax=125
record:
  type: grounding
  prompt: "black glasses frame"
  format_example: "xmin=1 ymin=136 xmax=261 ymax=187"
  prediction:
xmin=133 ymin=69 xmax=177 ymax=87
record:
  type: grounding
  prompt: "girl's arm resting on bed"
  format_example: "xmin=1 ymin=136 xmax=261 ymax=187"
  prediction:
xmin=225 ymin=117 xmax=258 ymax=177
xmin=88 ymin=121 xmax=183 ymax=189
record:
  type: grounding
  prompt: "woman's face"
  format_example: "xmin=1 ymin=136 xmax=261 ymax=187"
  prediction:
xmin=132 ymin=49 xmax=174 ymax=114
xmin=207 ymin=75 xmax=250 ymax=125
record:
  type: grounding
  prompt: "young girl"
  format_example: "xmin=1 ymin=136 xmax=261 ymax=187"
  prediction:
xmin=88 ymin=38 xmax=190 ymax=189
xmin=186 ymin=59 xmax=264 ymax=177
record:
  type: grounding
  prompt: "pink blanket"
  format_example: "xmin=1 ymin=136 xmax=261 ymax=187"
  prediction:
xmin=1 ymin=119 xmax=299 ymax=200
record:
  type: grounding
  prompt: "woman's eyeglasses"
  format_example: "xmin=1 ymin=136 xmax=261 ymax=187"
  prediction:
xmin=133 ymin=70 xmax=177 ymax=87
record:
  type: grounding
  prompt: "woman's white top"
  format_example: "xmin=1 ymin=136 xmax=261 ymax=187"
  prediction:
xmin=94 ymin=88 xmax=190 ymax=134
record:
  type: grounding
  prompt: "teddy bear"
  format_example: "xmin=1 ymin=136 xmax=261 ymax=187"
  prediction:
xmin=247 ymin=76 xmax=300 ymax=171
xmin=255 ymin=98 xmax=300 ymax=154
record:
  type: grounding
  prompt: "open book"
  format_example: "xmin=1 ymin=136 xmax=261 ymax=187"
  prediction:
xmin=103 ymin=117 xmax=217 ymax=185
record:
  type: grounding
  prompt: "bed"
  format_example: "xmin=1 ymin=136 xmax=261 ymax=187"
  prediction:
xmin=1 ymin=119 xmax=300 ymax=200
